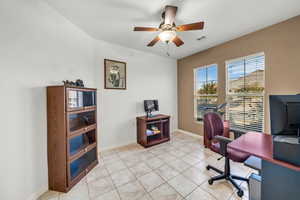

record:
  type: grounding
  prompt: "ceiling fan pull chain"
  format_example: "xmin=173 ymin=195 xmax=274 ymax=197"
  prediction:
xmin=166 ymin=42 xmax=170 ymax=57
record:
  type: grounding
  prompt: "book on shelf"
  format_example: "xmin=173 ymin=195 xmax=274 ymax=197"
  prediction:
xmin=146 ymin=129 xmax=161 ymax=136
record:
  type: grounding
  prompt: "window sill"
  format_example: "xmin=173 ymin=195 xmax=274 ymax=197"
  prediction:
xmin=194 ymin=120 xmax=203 ymax=125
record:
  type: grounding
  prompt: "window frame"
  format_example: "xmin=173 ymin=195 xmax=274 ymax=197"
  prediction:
xmin=194 ymin=64 xmax=218 ymax=122
xmin=225 ymin=52 xmax=265 ymax=132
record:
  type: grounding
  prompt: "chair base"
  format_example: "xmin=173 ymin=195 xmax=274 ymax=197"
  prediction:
xmin=206 ymin=164 xmax=249 ymax=198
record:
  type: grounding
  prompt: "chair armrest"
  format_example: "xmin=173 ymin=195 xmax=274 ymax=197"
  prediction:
xmin=215 ymin=136 xmax=233 ymax=156
xmin=215 ymin=135 xmax=232 ymax=144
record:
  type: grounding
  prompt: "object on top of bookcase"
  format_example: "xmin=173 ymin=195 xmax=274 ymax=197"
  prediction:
xmin=63 ymin=79 xmax=85 ymax=88
xmin=47 ymin=85 xmax=98 ymax=193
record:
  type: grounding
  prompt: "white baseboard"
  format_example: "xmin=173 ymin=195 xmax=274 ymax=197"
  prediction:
xmin=26 ymin=142 xmax=137 ymax=200
xmin=27 ymin=185 xmax=48 ymax=200
xmin=29 ymin=131 xmax=200 ymax=200
xmin=175 ymin=129 xmax=203 ymax=139
xmin=99 ymin=129 xmax=201 ymax=152
xmin=26 ymin=142 xmax=138 ymax=200
xmin=99 ymin=140 xmax=137 ymax=152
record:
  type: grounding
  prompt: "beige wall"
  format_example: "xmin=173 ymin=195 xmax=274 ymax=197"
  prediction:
xmin=177 ymin=15 xmax=300 ymax=136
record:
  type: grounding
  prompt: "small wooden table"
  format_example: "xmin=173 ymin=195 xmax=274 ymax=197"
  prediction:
xmin=136 ymin=114 xmax=170 ymax=148
xmin=228 ymin=132 xmax=300 ymax=200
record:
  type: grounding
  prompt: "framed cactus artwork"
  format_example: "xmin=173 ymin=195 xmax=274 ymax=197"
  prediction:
xmin=104 ymin=59 xmax=127 ymax=90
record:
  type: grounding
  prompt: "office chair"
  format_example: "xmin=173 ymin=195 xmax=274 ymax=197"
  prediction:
xmin=204 ymin=112 xmax=250 ymax=197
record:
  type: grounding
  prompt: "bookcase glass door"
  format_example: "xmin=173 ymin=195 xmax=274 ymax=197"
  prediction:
xmin=68 ymin=111 xmax=96 ymax=132
xmin=83 ymin=91 xmax=96 ymax=107
xmin=69 ymin=130 xmax=96 ymax=156
xmin=68 ymin=90 xmax=83 ymax=109
xmin=69 ymin=147 xmax=97 ymax=181
xmin=67 ymin=89 xmax=96 ymax=110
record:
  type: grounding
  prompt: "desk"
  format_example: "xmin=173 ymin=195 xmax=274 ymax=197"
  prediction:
xmin=229 ymin=132 xmax=300 ymax=200
xmin=228 ymin=132 xmax=300 ymax=171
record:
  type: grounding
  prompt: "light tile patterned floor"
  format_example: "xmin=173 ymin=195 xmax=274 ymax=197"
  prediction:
xmin=39 ymin=131 xmax=254 ymax=200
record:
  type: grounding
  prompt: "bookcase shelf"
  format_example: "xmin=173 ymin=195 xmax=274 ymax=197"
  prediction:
xmin=47 ymin=86 xmax=98 ymax=192
xmin=136 ymin=114 xmax=170 ymax=148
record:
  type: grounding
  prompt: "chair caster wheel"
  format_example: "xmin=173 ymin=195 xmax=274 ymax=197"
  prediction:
xmin=206 ymin=166 xmax=210 ymax=171
xmin=237 ymin=190 xmax=244 ymax=197
xmin=208 ymin=179 xmax=213 ymax=185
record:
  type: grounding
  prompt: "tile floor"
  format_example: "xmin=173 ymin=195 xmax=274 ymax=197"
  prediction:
xmin=39 ymin=131 xmax=255 ymax=200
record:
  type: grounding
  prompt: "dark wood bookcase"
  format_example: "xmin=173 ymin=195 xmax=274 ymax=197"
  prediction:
xmin=136 ymin=114 xmax=170 ymax=148
xmin=47 ymin=86 xmax=98 ymax=192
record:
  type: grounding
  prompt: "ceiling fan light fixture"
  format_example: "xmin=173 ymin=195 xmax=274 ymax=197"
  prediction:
xmin=133 ymin=5 xmax=205 ymax=47
xmin=159 ymin=30 xmax=176 ymax=42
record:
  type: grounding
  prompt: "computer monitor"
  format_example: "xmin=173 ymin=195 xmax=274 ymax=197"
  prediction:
xmin=144 ymin=100 xmax=159 ymax=117
xmin=270 ymin=95 xmax=300 ymax=135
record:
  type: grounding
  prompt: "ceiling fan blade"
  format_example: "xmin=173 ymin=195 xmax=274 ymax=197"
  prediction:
xmin=164 ymin=5 xmax=177 ymax=25
xmin=134 ymin=27 xmax=159 ymax=31
xmin=172 ymin=36 xmax=184 ymax=47
xmin=176 ymin=22 xmax=204 ymax=31
xmin=147 ymin=36 xmax=160 ymax=47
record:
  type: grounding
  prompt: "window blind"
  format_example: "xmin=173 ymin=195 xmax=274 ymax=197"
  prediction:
xmin=226 ymin=54 xmax=265 ymax=132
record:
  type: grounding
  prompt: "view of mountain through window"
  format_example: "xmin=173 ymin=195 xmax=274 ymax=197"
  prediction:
xmin=226 ymin=53 xmax=265 ymax=132
xmin=194 ymin=64 xmax=218 ymax=121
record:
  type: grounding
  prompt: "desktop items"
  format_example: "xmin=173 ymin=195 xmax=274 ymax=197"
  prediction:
xmin=269 ymin=95 xmax=300 ymax=166
xmin=144 ymin=100 xmax=159 ymax=118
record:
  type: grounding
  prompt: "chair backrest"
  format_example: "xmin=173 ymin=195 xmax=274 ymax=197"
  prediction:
xmin=203 ymin=112 xmax=224 ymax=141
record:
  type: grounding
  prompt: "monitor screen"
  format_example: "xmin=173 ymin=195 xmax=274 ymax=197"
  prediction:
xmin=287 ymin=102 xmax=300 ymax=129
xmin=270 ymin=95 xmax=300 ymax=135
xmin=144 ymin=100 xmax=159 ymax=112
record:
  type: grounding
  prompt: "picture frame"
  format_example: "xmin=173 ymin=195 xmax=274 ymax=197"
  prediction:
xmin=104 ymin=59 xmax=127 ymax=90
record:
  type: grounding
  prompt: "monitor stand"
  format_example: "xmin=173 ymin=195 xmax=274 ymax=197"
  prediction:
xmin=146 ymin=111 xmax=158 ymax=118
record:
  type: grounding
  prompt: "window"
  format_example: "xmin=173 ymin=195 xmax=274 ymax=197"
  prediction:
xmin=194 ymin=64 xmax=218 ymax=121
xmin=226 ymin=53 xmax=265 ymax=132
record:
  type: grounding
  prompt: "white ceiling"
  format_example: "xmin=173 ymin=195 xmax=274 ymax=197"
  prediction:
xmin=44 ymin=0 xmax=300 ymax=59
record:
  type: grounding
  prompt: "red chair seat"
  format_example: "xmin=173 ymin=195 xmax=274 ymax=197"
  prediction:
xmin=211 ymin=142 xmax=250 ymax=162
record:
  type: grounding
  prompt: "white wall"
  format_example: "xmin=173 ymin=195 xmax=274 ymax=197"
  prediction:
xmin=0 ymin=0 xmax=96 ymax=200
xmin=0 ymin=1 xmax=177 ymax=200
xmin=94 ymin=41 xmax=177 ymax=150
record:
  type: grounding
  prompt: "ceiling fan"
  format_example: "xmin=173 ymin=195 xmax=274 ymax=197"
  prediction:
xmin=133 ymin=5 xmax=204 ymax=47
